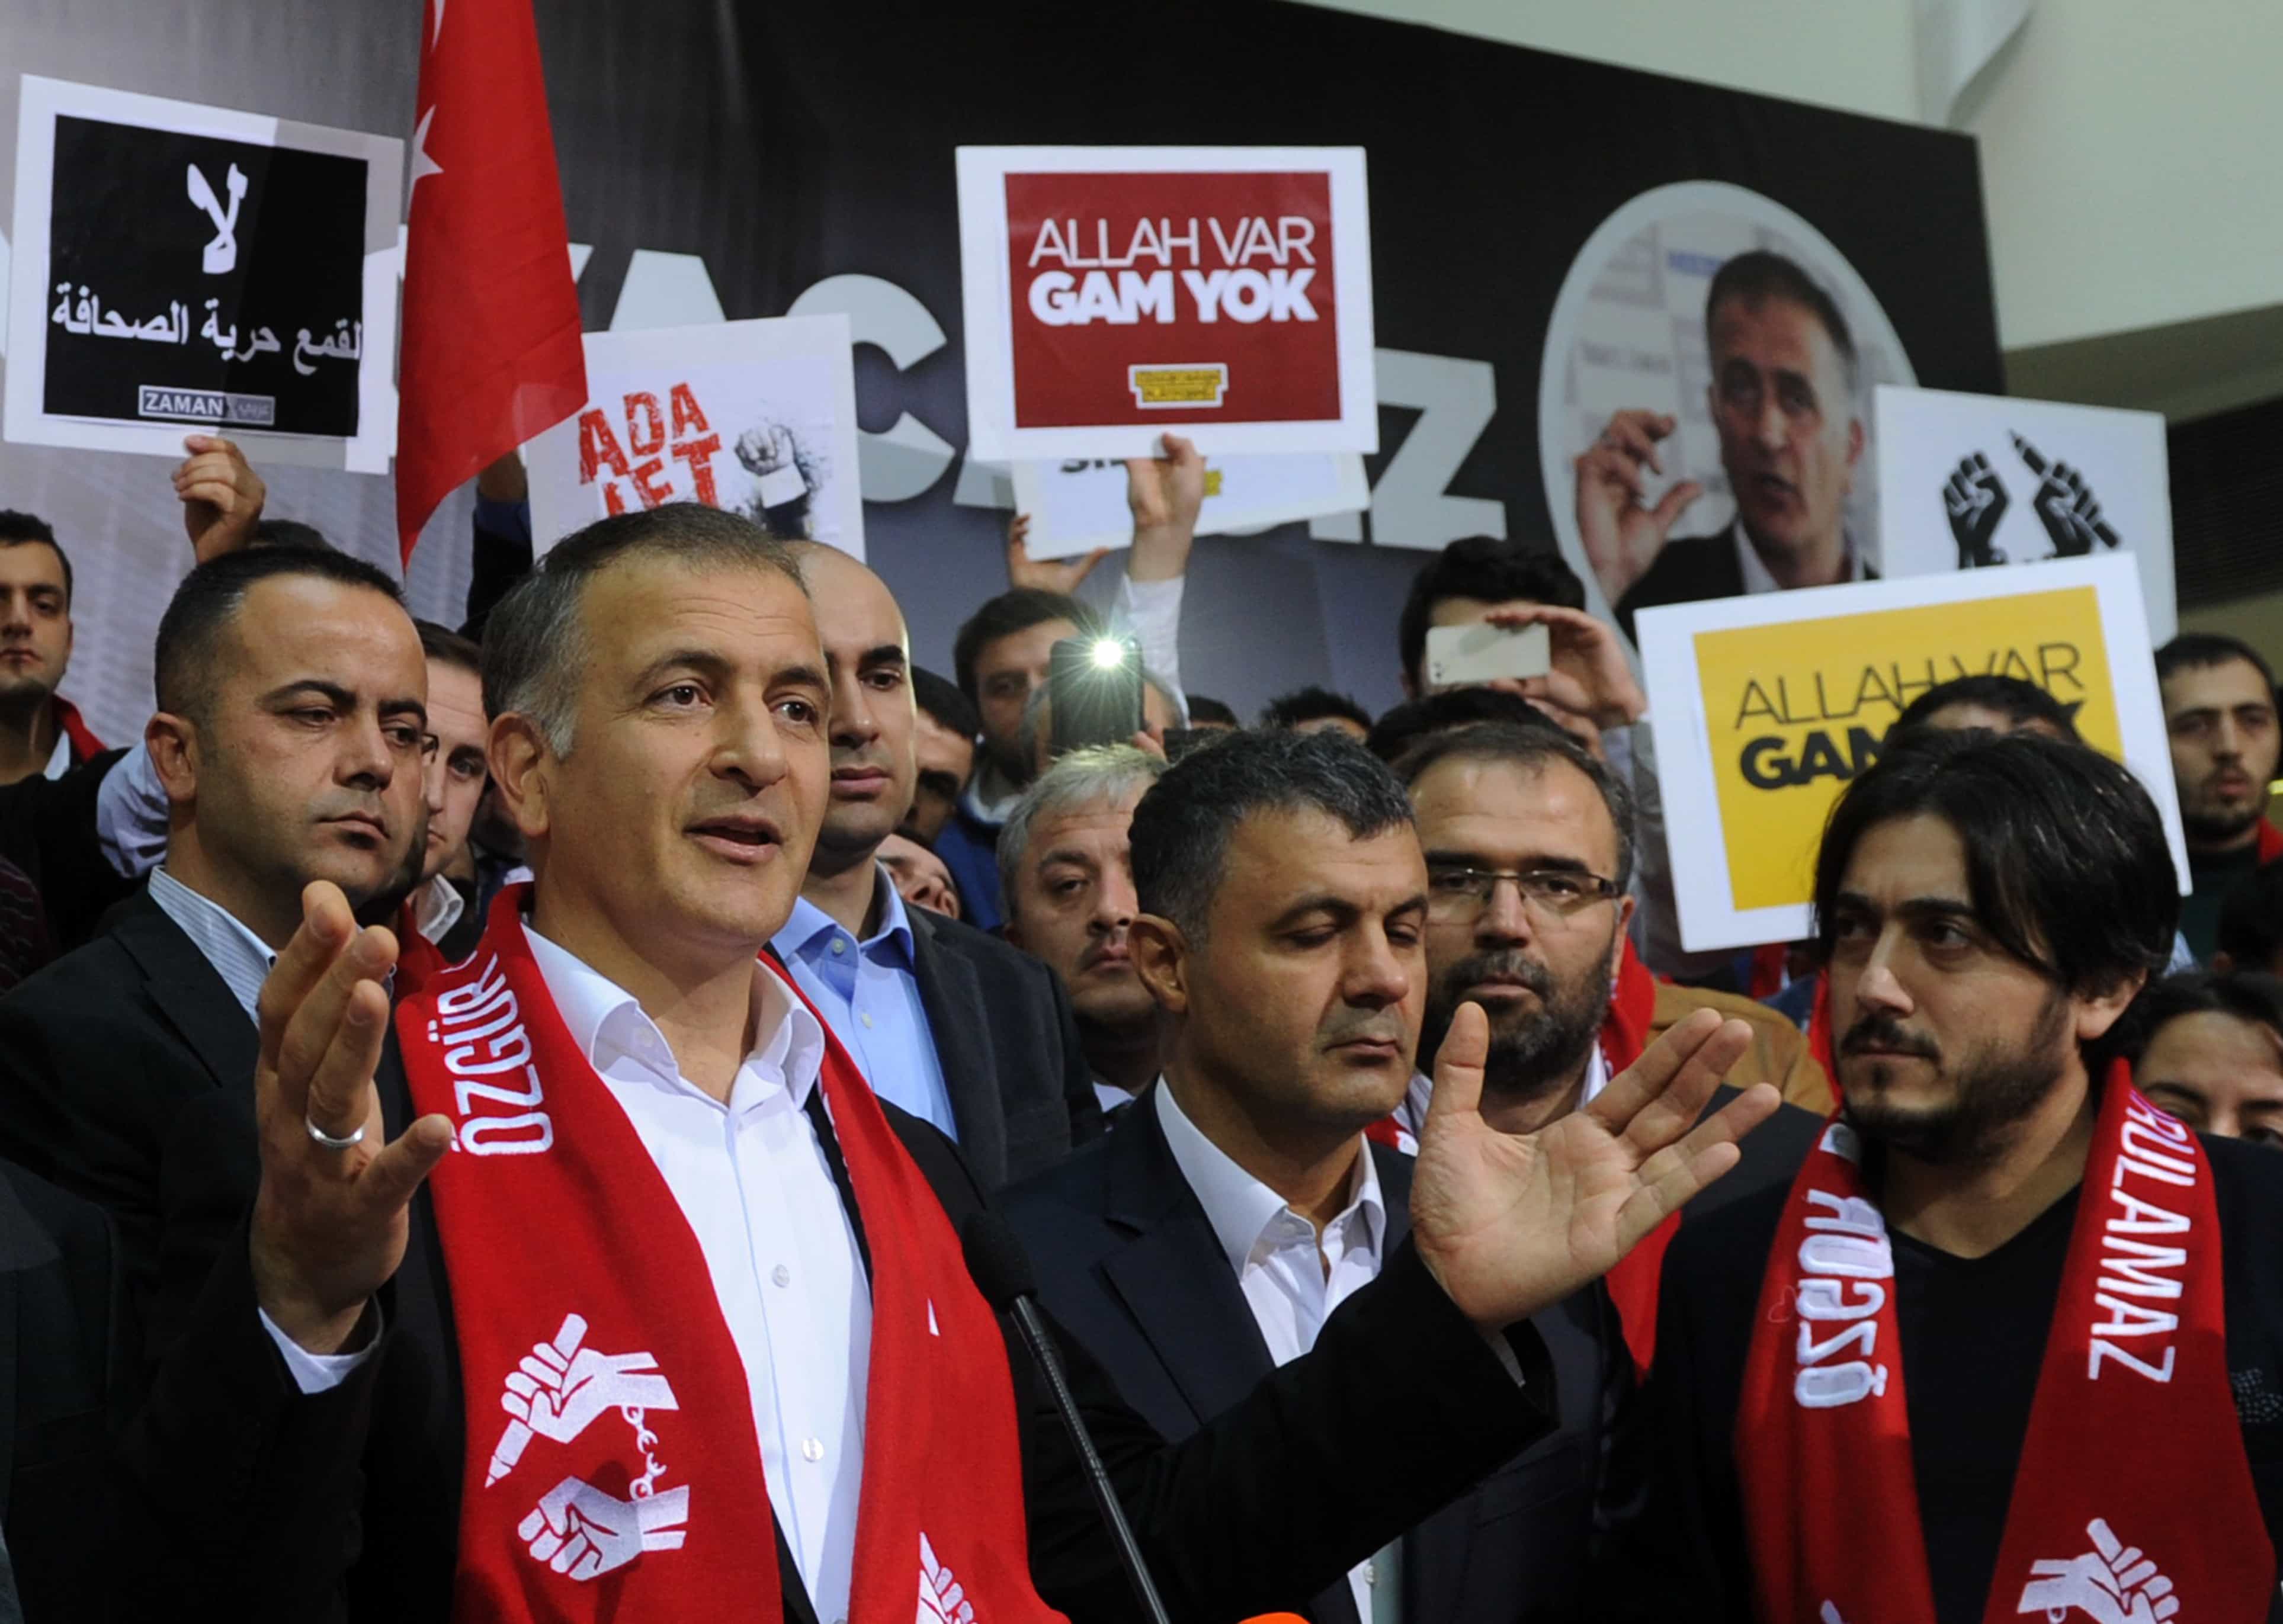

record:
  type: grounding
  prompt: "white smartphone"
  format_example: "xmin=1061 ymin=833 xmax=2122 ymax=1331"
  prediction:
xmin=1424 ymin=622 xmax=1551 ymax=689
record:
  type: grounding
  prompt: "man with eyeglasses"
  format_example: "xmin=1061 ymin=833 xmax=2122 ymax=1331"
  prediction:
xmin=1392 ymin=721 xmax=1829 ymax=1372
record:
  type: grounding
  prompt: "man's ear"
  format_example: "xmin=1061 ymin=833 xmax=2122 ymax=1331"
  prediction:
xmin=487 ymin=714 xmax=553 ymax=845
xmin=2075 ymin=970 xmax=2147 ymax=1047
xmin=1609 ymin=895 xmax=1637 ymax=983
xmin=1129 ymin=913 xmax=1191 ymax=1017
xmin=1399 ymin=666 xmax=1419 ymax=701
xmin=1845 ymin=413 xmax=1867 ymax=477
xmin=145 ymin=711 xmax=198 ymax=810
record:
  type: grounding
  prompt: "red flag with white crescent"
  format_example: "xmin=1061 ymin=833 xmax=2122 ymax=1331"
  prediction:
xmin=395 ymin=0 xmax=587 ymax=563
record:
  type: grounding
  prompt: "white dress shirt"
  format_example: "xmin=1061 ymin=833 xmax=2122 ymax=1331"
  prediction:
xmin=410 ymin=872 xmax=466 ymax=946
xmin=145 ymin=866 xmax=274 ymax=1022
xmin=1155 ymin=1084 xmax=1397 ymax=1623
xmin=268 ymin=923 xmax=877 ymax=1622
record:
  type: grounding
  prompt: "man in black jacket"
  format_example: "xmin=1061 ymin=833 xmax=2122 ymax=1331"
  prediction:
xmin=770 ymin=541 xmax=1098 ymax=1187
xmin=1572 ymin=252 xmax=1873 ymax=641
xmin=1003 ymin=731 xmax=1640 ymax=1624
xmin=117 ymin=504 xmax=1778 ymax=1622
xmin=0 ymin=547 xmax=429 ymax=1358
xmin=0 ymin=1158 xmax=121 ymax=1621
xmin=1627 ymin=731 xmax=2283 ymax=1623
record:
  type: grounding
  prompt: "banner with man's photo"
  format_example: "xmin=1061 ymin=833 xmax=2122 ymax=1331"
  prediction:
xmin=0 ymin=1 xmax=2003 ymax=749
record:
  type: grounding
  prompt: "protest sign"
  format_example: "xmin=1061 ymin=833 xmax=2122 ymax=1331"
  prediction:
xmin=4 ymin=76 xmax=402 ymax=471
xmin=957 ymin=146 xmax=1376 ymax=463
xmin=1637 ymin=553 xmax=2186 ymax=952
xmin=1877 ymin=384 xmax=2176 ymax=640
xmin=1007 ymin=452 xmax=1367 ymax=559
xmin=525 ymin=314 xmax=864 ymax=559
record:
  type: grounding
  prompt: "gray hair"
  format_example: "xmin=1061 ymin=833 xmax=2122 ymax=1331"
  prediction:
xmin=1128 ymin=728 xmax=1415 ymax=944
xmin=483 ymin=503 xmax=805 ymax=757
xmin=996 ymin=744 xmax=1168 ymax=911
xmin=1391 ymin=721 xmax=1638 ymax=893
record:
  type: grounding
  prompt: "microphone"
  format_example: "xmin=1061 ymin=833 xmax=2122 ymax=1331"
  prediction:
xmin=963 ymin=1211 xmax=1173 ymax=1624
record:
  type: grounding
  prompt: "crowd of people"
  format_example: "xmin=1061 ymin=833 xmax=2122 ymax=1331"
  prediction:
xmin=0 ymin=387 xmax=2276 ymax=1622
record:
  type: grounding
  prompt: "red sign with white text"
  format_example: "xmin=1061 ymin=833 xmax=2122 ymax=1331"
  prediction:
xmin=1003 ymin=170 xmax=1339 ymax=429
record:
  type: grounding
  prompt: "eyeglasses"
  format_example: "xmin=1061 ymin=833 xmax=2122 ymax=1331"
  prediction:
xmin=1425 ymin=865 xmax=1621 ymax=921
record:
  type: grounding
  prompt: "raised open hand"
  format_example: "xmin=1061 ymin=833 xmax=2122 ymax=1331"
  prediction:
xmin=1410 ymin=1004 xmax=1779 ymax=1331
xmin=1124 ymin=432 xmax=1205 ymax=583
xmin=1573 ymin=409 xmax=1702 ymax=606
xmin=248 ymin=882 xmax=453 ymax=1353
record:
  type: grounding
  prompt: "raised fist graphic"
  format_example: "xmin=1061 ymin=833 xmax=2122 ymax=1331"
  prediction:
xmin=502 ymin=1332 xmax=678 ymax=1448
xmin=519 ymin=1478 xmax=690 ymax=1582
xmin=2012 ymin=434 xmax=2121 ymax=557
xmin=1943 ymin=452 xmax=2009 ymax=568
xmin=2016 ymin=1518 xmax=2179 ymax=1624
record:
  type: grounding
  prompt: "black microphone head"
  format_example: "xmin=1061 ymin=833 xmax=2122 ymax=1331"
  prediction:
xmin=961 ymin=1209 xmax=1038 ymax=1312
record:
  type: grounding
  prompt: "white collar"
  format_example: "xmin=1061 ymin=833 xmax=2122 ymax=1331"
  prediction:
xmin=1155 ymin=1079 xmax=1386 ymax=1274
xmin=1731 ymin=515 xmax=1867 ymax=595
xmin=519 ymin=919 xmax=826 ymax=1111
xmin=145 ymin=866 xmax=276 ymax=1024
xmin=40 ymin=727 xmax=71 ymax=781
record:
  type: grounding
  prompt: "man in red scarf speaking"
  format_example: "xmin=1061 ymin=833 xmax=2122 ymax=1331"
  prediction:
xmin=118 ymin=505 xmax=1778 ymax=1622
xmin=1625 ymin=728 xmax=2283 ymax=1623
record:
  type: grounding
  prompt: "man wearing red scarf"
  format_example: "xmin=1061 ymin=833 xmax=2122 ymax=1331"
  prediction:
xmin=1624 ymin=729 xmax=2283 ymax=1624
xmin=120 ymin=504 xmax=1780 ymax=1622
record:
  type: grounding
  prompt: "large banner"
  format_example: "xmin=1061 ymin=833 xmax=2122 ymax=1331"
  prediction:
xmin=0 ymin=2 xmax=2001 ymax=752
xmin=524 ymin=316 xmax=865 ymax=559
xmin=1637 ymin=553 xmax=2186 ymax=952
xmin=4 ymin=76 xmax=401 ymax=471
xmin=1875 ymin=384 xmax=2176 ymax=640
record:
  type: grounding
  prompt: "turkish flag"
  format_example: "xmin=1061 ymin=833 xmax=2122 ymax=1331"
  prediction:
xmin=395 ymin=0 xmax=586 ymax=563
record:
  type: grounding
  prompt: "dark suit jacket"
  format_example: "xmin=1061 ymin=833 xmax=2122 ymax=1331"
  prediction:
xmin=1000 ymin=1087 xmax=1639 ymax=1624
xmin=0 ymin=1160 xmax=126 ymax=1622
xmin=0 ymin=895 xmax=259 ymax=1368
xmin=905 ymin=900 xmax=1101 ymax=1189
xmin=110 ymin=1000 xmax=1556 ymax=1621
xmin=1614 ymin=529 xmax=1877 ymax=641
xmin=1617 ymin=1131 xmax=2283 ymax=1623
xmin=0 ymin=749 xmax=133 ymax=956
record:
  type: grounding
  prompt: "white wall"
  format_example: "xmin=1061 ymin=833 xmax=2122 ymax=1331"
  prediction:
xmin=1300 ymin=0 xmax=2283 ymax=357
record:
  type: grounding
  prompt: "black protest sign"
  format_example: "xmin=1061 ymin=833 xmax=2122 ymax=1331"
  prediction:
xmin=43 ymin=114 xmax=366 ymax=437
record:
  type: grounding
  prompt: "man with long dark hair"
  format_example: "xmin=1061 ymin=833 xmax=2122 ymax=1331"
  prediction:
xmin=1628 ymin=729 xmax=2283 ymax=1623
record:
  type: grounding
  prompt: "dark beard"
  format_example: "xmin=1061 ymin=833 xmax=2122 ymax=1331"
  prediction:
xmin=1421 ymin=940 xmax=1613 ymax=1112
xmin=1840 ymin=990 xmax=2072 ymax=1169
xmin=2182 ymin=799 xmax=2263 ymax=848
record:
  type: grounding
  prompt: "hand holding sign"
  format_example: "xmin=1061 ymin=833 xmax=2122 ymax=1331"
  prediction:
xmin=1573 ymin=409 xmax=1703 ymax=606
xmin=174 ymin=434 xmax=267 ymax=563
xmin=1006 ymin=511 xmax=1110 ymax=595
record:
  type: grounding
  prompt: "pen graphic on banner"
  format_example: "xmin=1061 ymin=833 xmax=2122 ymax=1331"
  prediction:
xmin=487 ymin=1312 xmax=586 ymax=1487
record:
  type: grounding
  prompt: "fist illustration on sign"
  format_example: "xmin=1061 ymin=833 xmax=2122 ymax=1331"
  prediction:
xmin=520 ymin=1479 xmax=690 ymax=1581
xmin=1942 ymin=452 xmax=2009 ymax=569
xmin=735 ymin=423 xmax=799 ymax=479
xmin=2012 ymin=434 xmax=2121 ymax=558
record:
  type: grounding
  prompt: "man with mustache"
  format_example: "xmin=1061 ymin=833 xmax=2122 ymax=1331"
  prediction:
xmin=1576 ymin=251 xmax=1873 ymax=641
xmin=1627 ymin=729 xmax=2283 ymax=1623
xmin=1005 ymin=728 xmax=1713 ymax=1624
xmin=0 ymin=545 xmax=429 ymax=1350
xmin=2156 ymin=633 xmax=2281 ymax=959
xmin=768 ymin=541 xmax=1098 ymax=1189
xmin=1394 ymin=720 xmax=1828 ymax=1371
xmin=997 ymin=743 xmax=1166 ymax=1115
xmin=122 ymin=506 xmax=1778 ymax=1622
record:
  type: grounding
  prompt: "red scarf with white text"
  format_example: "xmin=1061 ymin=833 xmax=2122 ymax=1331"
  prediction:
xmin=1734 ymin=1064 xmax=2271 ymax=1624
xmin=396 ymin=888 xmax=1064 ymax=1624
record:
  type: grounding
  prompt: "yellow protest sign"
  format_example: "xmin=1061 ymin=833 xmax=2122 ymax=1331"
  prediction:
xmin=1695 ymin=586 xmax=2114 ymax=911
xmin=1636 ymin=554 xmax=2183 ymax=952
